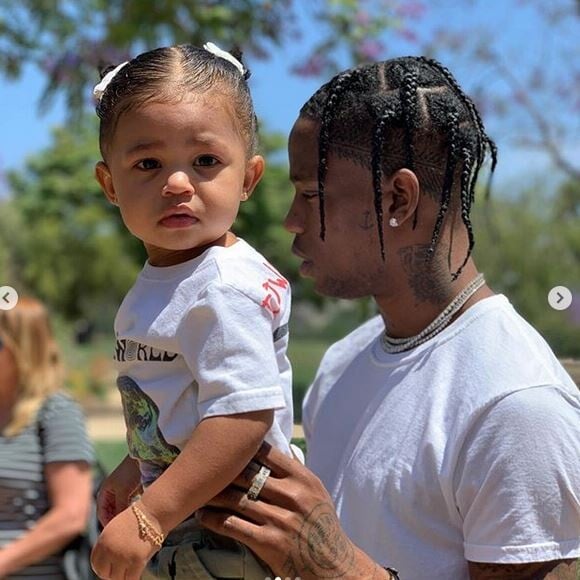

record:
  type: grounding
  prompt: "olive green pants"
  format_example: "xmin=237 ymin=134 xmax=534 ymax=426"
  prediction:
xmin=144 ymin=518 xmax=271 ymax=580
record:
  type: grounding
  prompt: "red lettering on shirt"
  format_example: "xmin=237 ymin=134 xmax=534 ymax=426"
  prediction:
xmin=261 ymin=262 xmax=289 ymax=314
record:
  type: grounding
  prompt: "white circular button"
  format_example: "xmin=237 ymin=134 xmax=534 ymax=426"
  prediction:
xmin=0 ymin=286 xmax=18 ymax=310
xmin=548 ymin=286 xmax=572 ymax=311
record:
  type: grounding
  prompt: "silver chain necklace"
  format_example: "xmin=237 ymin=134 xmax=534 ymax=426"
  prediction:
xmin=381 ymin=273 xmax=486 ymax=354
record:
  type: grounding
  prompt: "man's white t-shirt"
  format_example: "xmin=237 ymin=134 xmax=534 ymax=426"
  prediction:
xmin=114 ymin=239 xmax=293 ymax=485
xmin=303 ymin=295 xmax=580 ymax=579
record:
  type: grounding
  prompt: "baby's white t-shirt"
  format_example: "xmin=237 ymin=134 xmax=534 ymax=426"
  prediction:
xmin=114 ymin=239 xmax=292 ymax=485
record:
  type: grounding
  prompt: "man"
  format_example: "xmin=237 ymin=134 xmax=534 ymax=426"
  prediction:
xmin=200 ymin=57 xmax=580 ymax=579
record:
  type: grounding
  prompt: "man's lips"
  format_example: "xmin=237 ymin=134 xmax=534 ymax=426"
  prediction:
xmin=292 ymin=243 xmax=314 ymax=275
xmin=291 ymin=243 xmax=309 ymax=261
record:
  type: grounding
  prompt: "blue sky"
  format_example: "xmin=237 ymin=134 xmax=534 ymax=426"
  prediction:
xmin=0 ymin=1 xmax=578 ymax=192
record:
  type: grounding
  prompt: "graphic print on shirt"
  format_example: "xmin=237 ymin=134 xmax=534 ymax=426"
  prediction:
xmin=260 ymin=262 xmax=289 ymax=315
xmin=117 ymin=375 xmax=180 ymax=474
xmin=114 ymin=338 xmax=179 ymax=362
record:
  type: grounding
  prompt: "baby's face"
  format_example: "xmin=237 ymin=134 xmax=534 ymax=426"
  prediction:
xmin=96 ymin=93 xmax=260 ymax=266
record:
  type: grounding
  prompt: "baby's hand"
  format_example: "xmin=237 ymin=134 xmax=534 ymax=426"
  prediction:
xmin=97 ymin=455 xmax=141 ymax=527
xmin=90 ymin=504 xmax=159 ymax=580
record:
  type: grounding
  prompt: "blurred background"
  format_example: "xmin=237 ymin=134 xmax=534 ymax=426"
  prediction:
xmin=0 ymin=0 xmax=579 ymax=469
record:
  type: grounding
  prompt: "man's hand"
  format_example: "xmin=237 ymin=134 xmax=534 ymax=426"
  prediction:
xmin=96 ymin=454 xmax=141 ymax=527
xmin=199 ymin=442 xmax=390 ymax=580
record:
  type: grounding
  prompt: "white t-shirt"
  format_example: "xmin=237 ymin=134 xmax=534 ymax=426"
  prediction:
xmin=114 ymin=239 xmax=293 ymax=485
xmin=303 ymin=295 xmax=580 ymax=579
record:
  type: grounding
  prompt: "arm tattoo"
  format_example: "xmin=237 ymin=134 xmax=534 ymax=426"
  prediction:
xmin=468 ymin=559 xmax=577 ymax=579
xmin=398 ymin=244 xmax=452 ymax=305
xmin=281 ymin=553 xmax=301 ymax=577
xmin=280 ymin=502 xmax=356 ymax=578
xmin=298 ymin=503 xmax=355 ymax=577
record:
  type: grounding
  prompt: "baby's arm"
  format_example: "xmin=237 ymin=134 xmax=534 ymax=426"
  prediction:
xmin=137 ymin=408 xmax=274 ymax=535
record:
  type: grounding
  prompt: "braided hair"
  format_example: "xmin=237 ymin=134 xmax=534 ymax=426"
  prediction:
xmin=300 ymin=56 xmax=497 ymax=280
xmin=95 ymin=44 xmax=258 ymax=159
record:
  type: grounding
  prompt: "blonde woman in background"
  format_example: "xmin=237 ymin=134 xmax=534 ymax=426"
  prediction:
xmin=0 ymin=297 xmax=94 ymax=579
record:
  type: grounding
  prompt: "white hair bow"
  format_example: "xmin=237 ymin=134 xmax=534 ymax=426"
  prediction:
xmin=93 ymin=61 xmax=129 ymax=102
xmin=203 ymin=42 xmax=245 ymax=76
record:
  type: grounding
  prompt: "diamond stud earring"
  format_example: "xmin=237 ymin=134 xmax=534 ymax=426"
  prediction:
xmin=389 ymin=217 xmax=399 ymax=227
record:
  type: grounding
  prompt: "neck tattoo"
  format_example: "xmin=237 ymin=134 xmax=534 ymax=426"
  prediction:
xmin=381 ymin=273 xmax=485 ymax=354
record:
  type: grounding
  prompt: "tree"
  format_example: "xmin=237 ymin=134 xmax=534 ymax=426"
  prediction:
xmin=0 ymin=0 xmax=409 ymax=117
xmin=5 ymin=117 xmax=143 ymax=322
xmin=472 ymin=180 xmax=580 ymax=357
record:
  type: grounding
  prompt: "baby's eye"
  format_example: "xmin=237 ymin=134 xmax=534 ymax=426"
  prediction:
xmin=195 ymin=155 xmax=219 ymax=167
xmin=136 ymin=158 xmax=161 ymax=170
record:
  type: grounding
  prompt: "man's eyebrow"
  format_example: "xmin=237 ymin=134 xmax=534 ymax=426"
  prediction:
xmin=289 ymin=172 xmax=316 ymax=184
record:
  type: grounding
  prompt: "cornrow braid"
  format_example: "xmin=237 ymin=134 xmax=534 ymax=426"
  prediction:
xmin=317 ymin=69 xmax=359 ymax=240
xmin=416 ymin=56 xmax=497 ymax=271
xmin=372 ymin=108 xmax=398 ymax=261
xmin=427 ymin=109 xmax=460 ymax=259
xmin=452 ymin=147 xmax=476 ymax=280
xmin=400 ymin=69 xmax=420 ymax=229
xmin=483 ymin=139 xmax=498 ymax=200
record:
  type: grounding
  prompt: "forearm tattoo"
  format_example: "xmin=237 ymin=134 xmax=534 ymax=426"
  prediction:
xmin=398 ymin=243 xmax=452 ymax=305
xmin=281 ymin=502 xmax=356 ymax=579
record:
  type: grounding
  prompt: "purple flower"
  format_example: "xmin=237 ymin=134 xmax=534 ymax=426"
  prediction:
xmin=398 ymin=28 xmax=418 ymax=43
xmin=358 ymin=39 xmax=385 ymax=61
xmin=395 ymin=2 xmax=426 ymax=19
xmin=292 ymin=54 xmax=326 ymax=77
xmin=355 ymin=10 xmax=371 ymax=26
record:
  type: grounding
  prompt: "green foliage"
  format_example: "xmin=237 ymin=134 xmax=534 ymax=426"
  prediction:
xmin=0 ymin=199 xmax=25 ymax=287
xmin=6 ymin=117 xmax=144 ymax=321
xmin=473 ymin=180 xmax=580 ymax=357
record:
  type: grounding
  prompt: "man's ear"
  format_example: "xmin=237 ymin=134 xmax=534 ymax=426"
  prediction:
xmin=95 ymin=161 xmax=118 ymax=206
xmin=384 ymin=168 xmax=420 ymax=226
xmin=242 ymin=155 xmax=266 ymax=201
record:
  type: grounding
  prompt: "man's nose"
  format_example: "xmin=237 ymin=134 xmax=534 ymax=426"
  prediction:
xmin=162 ymin=171 xmax=194 ymax=197
xmin=283 ymin=199 xmax=305 ymax=234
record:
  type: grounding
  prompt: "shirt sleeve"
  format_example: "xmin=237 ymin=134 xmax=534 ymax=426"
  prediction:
xmin=39 ymin=392 xmax=95 ymax=464
xmin=455 ymin=385 xmax=580 ymax=564
xmin=177 ymin=282 xmax=287 ymax=420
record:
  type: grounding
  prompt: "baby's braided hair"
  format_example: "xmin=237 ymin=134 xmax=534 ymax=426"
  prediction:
xmin=300 ymin=56 xmax=497 ymax=280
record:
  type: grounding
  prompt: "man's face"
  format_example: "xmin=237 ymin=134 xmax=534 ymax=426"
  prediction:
xmin=284 ymin=116 xmax=390 ymax=299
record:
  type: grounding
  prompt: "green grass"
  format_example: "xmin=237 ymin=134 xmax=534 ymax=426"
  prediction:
xmin=95 ymin=440 xmax=129 ymax=473
xmin=287 ymin=338 xmax=331 ymax=422
xmin=95 ymin=438 xmax=307 ymax=475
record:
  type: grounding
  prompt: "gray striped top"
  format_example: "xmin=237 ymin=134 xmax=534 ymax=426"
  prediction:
xmin=0 ymin=391 xmax=94 ymax=579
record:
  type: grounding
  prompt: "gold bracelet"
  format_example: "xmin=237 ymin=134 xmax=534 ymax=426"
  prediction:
xmin=131 ymin=503 xmax=165 ymax=548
